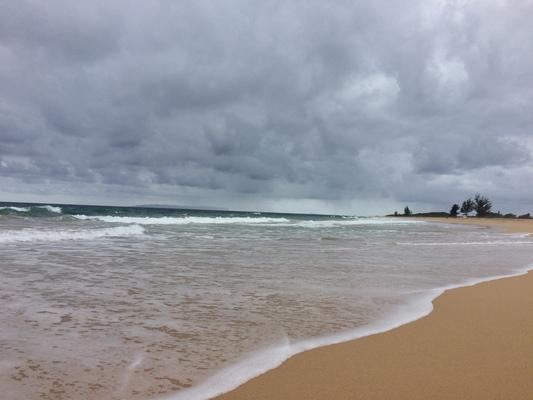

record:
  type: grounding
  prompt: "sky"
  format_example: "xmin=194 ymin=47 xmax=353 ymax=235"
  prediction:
xmin=1 ymin=0 xmax=532 ymax=215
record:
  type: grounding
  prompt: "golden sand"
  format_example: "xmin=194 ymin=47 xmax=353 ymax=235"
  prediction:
xmin=215 ymin=218 xmax=533 ymax=400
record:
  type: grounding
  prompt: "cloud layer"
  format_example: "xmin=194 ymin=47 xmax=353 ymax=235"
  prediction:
xmin=1 ymin=0 xmax=532 ymax=214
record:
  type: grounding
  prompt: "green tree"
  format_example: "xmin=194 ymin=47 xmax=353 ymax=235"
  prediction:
xmin=404 ymin=206 xmax=412 ymax=216
xmin=449 ymin=204 xmax=460 ymax=217
xmin=474 ymin=194 xmax=492 ymax=217
xmin=460 ymin=198 xmax=474 ymax=216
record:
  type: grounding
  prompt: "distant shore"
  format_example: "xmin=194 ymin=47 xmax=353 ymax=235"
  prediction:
xmin=215 ymin=217 xmax=533 ymax=400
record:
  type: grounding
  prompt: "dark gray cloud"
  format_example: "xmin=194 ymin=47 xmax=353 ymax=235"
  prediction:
xmin=1 ymin=0 xmax=532 ymax=214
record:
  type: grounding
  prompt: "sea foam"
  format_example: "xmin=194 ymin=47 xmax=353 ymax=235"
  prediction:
xmin=0 ymin=205 xmax=62 ymax=214
xmin=266 ymin=218 xmax=424 ymax=228
xmin=0 ymin=206 xmax=30 ymax=212
xmin=160 ymin=265 xmax=533 ymax=400
xmin=36 ymin=205 xmax=62 ymax=213
xmin=73 ymin=215 xmax=424 ymax=227
xmin=73 ymin=215 xmax=292 ymax=225
xmin=0 ymin=225 xmax=144 ymax=243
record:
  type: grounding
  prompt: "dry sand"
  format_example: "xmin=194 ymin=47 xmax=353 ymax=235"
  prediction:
xmin=215 ymin=218 xmax=533 ymax=400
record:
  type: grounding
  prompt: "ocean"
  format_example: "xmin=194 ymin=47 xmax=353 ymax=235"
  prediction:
xmin=1 ymin=202 xmax=532 ymax=400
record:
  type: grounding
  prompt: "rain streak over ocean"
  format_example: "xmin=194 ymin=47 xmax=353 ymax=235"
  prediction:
xmin=1 ymin=202 xmax=532 ymax=400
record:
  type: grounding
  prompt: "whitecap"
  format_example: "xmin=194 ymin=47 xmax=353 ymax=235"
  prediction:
xmin=36 ymin=205 xmax=62 ymax=213
xmin=0 ymin=225 xmax=144 ymax=243
xmin=0 ymin=206 xmax=30 ymax=212
xmin=73 ymin=215 xmax=423 ymax=227
xmin=73 ymin=215 xmax=291 ymax=225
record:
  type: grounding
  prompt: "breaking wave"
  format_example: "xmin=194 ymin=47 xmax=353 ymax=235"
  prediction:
xmin=72 ymin=215 xmax=424 ymax=227
xmin=73 ymin=215 xmax=292 ymax=225
xmin=267 ymin=218 xmax=424 ymax=228
xmin=0 ymin=225 xmax=144 ymax=243
xmin=36 ymin=205 xmax=62 ymax=213
xmin=0 ymin=205 xmax=62 ymax=216
xmin=0 ymin=206 xmax=30 ymax=212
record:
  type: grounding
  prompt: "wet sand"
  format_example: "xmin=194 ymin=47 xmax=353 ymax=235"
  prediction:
xmin=412 ymin=216 xmax=533 ymax=234
xmin=215 ymin=218 xmax=533 ymax=400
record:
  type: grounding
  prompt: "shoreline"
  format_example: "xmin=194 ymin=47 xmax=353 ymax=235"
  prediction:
xmin=213 ymin=268 xmax=533 ymax=400
xmin=165 ymin=217 xmax=533 ymax=400
xmin=408 ymin=216 xmax=533 ymax=234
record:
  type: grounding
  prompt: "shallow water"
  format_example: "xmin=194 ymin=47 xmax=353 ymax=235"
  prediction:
xmin=1 ymin=204 xmax=532 ymax=399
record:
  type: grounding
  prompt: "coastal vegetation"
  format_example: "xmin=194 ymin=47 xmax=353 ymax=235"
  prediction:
xmin=390 ymin=194 xmax=532 ymax=219
xmin=450 ymin=204 xmax=460 ymax=216
xmin=473 ymin=194 xmax=492 ymax=216
xmin=460 ymin=198 xmax=474 ymax=216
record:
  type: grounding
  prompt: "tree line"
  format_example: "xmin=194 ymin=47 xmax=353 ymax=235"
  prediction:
xmin=450 ymin=194 xmax=492 ymax=217
xmin=396 ymin=194 xmax=531 ymax=218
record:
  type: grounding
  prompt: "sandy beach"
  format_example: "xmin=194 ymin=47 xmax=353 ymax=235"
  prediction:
xmin=411 ymin=216 xmax=533 ymax=234
xmin=216 ymin=218 xmax=533 ymax=400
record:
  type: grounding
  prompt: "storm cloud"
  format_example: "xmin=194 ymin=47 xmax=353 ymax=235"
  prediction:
xmin=1 ymin=0 xmax=532 ymax=214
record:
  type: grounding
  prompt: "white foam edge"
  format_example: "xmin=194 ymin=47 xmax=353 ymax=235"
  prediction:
xmin=0 ymin=224 xmax=145 ymax=243
xmin=36 ymin=205 xmax=62 ymax=213
xmin=72 ymin=215 xmax=292 ymax=225
xmin=0 ymin=206 xmax=30 ymax=212
xmin=155 ymin=264 xmax=533 ymax=400
xmin=0 ymin=205 xmax=62 ymax=213
xmin=72 ymin=215 xmax=426 ymax=227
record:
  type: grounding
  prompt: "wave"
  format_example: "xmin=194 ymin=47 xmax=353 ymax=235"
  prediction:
xmin=72 ymin=215 xmax=424 ymax=227
xmin=73 ymin=215 xmax=292 ymax=225
xmin=0 ymin=205 xmax=62 ymax=216
xmin=162 ymin=265 xmax=533 ymax=400
xmin=0 ymin=206 xmax=30 ymax=212
xmin=0 ymin=225 xmax=144 ymax=244
xmin=267 ymin=218 xmax=424 ymax=228
xmin=36 ymin=205 xmax=62 ymax=213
